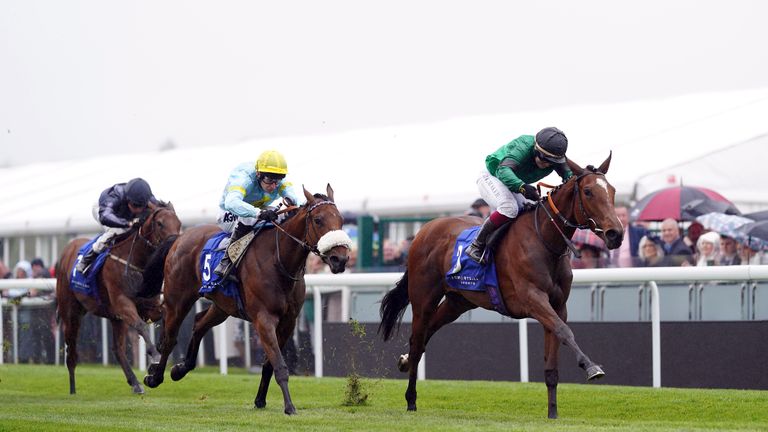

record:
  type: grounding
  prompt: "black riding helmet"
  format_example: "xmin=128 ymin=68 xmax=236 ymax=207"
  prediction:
xmin=125 ymin=178 xmax=152 ymax=207
xmin=534 ymin=127 xmax=568 ymax=164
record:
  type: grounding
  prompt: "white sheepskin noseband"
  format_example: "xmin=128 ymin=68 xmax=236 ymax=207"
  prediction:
xmin=316 ymin=230 xmax=353 ymax=255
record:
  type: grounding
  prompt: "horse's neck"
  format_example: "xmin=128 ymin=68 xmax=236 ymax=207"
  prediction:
xmin=110 ymin=232 xmax=153 ymax=263
xmin=525 ymin=186 xmax=578 ymax=247
xmin=272 ymin=216 xmax=311 ymax=273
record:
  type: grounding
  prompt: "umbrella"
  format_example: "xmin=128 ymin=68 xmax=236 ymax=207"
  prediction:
xmin=743 ymin=210 xmax=768 ymax=221
xmin=630 ymin=186 xmax=740 ymax=222
xmin=737 ymin=221 xmax=768 ymax=246
xmin=572 ymin=229 xmax=607 ymax=250
xmin=693 ymin=212 xmax=768 ymax=250
xmin=695 ymin=212 xmax=754 ymax=238
xmin=681 ymin=198 xmax=741 ymax=220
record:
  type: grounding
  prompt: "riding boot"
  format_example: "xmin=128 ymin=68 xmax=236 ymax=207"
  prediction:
xmin=466 ymin=218 xmax=501 ymax=264
xmin=75 ymin=248 xmax=99 ymax=275
xmin=214 ymin=222 xmax=251 ymax=280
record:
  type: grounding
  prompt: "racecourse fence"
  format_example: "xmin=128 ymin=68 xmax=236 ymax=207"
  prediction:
xmin=1 ymin=266 xmax=767 ymax=389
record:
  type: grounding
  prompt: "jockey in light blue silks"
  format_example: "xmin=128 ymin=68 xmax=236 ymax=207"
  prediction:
xmin=213 ymin=149 xmax=306 ymax=279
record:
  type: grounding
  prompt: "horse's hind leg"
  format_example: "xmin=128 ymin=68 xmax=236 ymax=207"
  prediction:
xmin=61 ymin=307 xmax=84 ymax=395
xmin=402 ymin=282 xmax=448 ymax=411
xmin=110 ymin=320 xmax=144 ymax=394
xmin=170 ymin=304 xmax=229 ymax=382
xmin=399 ymin=293 xmax=474 ymax=372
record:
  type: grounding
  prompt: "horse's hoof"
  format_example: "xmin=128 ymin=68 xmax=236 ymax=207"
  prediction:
xmin=586 ymin=364 xmax=605 ymax=381
xmin=132 ymin=385 xmax=145 ymax=395
xmin=170 ymin=364 xmax=187 ymax=381
xmin=147 ymin=363 xmax=160 ymax=375
xmin=397 ymin=354 xmax=409 ymax=373
xmin=284 ymin=405 xmax=296 ymax=415
xmin=144 ymin=374 xmax=162 ymax=388
xmin=254 ymin=399 xmax=267 ymax=409
xmin=407 ymin=404 xmax=417 ymax=412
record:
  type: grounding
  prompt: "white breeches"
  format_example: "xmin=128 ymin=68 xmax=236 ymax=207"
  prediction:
xmin=217 ymin=210 xmax=257 ymax=233
xmin=476 ymin=169 xmax=527 ymax=219
xmin=90 ymin=202 xmax=129 ymax=252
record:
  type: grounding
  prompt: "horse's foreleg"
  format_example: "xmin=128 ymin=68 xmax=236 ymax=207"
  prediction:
xmin=255 ymin=314 xmax=295 ymax=409
xmin=111 ymin=295 xmax=161 ymax=362
xmin=110 ymin=320 xmax=144 ymax=394
xmin=145 ymin=298 xmax=196 ymax=388
xmin=552 ymin=321 xmax=605 ymax=380
xmin=255 ymin=361 xmax=274 ymax=409
xmin=255 ymin=314 xmax=295 ymax=415
xmin=543 ymin=328 xmax=560 ymax=419
xmin=531 ymin=297 xmax=604 ymax=381
xmin=171 ymin=305 xmax=228 ymax=382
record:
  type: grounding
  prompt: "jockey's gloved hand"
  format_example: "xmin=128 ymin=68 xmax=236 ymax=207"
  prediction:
xmin=258 ymin=208 xmax=278 ymax=222
xmin=520 ymin=184 xmax=540 ymax=201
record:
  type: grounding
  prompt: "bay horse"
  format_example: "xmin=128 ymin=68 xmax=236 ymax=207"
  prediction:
xmin=379 ymin=155 xmax=623 ymax=419
xmin=55 ymin=201 xmax=182 ymax=394
xmin=141 ymin=185 xmax=350 ymax=415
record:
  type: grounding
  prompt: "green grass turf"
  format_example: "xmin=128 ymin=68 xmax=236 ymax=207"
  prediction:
xmin=1 ymin=364 xmax=766 ymax=431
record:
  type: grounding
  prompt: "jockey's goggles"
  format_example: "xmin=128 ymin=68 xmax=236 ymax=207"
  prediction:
xmin=259 ymin=174 xmax=284 ymax=185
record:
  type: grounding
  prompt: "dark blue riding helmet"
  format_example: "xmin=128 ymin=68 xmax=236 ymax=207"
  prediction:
xmin=535 ymin=127 xmax=568 ymax=164
xmin=125 ymin=178 xmax=152 ymax=206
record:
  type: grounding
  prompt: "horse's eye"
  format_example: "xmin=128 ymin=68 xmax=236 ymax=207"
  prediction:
xmin=584 ymin=188 xmax=593 ymax=197
xmin=157 ymin=222 xmax=164 ymax=229
xmin=313 ymin=217 xmax=323 ymax=226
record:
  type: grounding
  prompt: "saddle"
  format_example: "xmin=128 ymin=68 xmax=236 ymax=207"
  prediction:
xmin=484 ymin=201 xmax=535 ymax=253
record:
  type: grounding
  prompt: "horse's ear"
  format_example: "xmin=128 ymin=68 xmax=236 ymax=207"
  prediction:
xmin=167 ymin=201 xmax=175 ymax=212
xmin=326 ymin=183 xmax=335 ymax=202
xmin=597 ymin=151 xmax=612 ymax=174
xmin=566 ymin=158 xmax=584 ymax=176
xmin=303 ymin=185 xmax=315 ymax=204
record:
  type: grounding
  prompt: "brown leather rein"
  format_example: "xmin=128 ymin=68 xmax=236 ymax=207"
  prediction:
xmin=534 ymin=168 xmax=607 ymax=258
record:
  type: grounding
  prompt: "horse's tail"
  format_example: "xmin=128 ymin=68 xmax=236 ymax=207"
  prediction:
xmin=378 ymin=270 xmax=411 ymax=342
xmin=139 ymin=234 xmax=179 ymax=297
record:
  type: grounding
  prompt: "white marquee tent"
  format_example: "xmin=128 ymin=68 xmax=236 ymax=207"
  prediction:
xmin=1 ymin=88 xmax=767 ymax=236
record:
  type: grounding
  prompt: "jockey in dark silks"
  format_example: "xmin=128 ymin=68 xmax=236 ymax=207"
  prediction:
xmin=76 ymin=178 xmax=157 ymax=274
xmin=466 ymin=127 xmax=573 ymax=263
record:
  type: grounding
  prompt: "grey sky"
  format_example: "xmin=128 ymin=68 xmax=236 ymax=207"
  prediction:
xmin=2 ymin=0 xmax=767 ymax=167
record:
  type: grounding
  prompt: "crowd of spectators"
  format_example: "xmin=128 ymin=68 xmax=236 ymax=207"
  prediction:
xmin=569 ymin=202 xmax=767 ymax=269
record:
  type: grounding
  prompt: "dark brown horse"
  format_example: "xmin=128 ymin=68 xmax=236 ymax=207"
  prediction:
xmin=55 ymin=201 xmax=182 ymax=394
xmin=141 ymin=185 xmax=350 ymax=415
xmin=379 ymin=155 xmax=623 ymax=419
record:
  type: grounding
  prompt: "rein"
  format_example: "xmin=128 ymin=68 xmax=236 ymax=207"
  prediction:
xmin=115 ymin=207 xmax=166 ymax=275
xmin=271 ymin=200 xmax=338 ymax=281
xmin=534 ymin=168 xmax=606 ymax=258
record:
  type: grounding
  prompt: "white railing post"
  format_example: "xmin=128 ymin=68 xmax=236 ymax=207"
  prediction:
xmin=0 ymin=298 xmax=4 ymax=365
xmin=101 ymin=318 xmax=109 ymax=366
xmin=219 ymin=320 xmax=228 ymax=375
xmin=649 ymin=281 xmax=661 ymax=388
xmin=313 ymin=286 xmax=323 ymax=377
xmin=519 ymin=318 xmax=529 ymax=382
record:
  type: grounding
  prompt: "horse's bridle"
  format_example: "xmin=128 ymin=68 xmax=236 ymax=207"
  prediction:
xmin=110 ymin=207 xmax=167 ymax=274
xmin=271 ymin=199 xmax=343 ymax=280
xmin=535 ymin=166 xmax=607 ymax=257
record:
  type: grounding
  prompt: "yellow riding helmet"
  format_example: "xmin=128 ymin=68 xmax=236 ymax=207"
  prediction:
xmin=255 ymin=150 xmax=288 ymax=175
